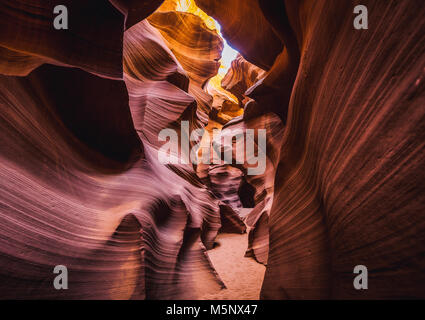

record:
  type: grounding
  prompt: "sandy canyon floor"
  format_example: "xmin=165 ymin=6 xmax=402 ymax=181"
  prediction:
xmin=201 ymin=232 xmax=266 ymax=300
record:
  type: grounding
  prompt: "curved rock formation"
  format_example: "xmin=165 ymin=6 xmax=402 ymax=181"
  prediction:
xmin=1 ymin=0 xmax=424 ymax=301
xmin=217 ymin=113 xmax=284 ymax=265
xmin=259 ymin=0 xmax=425 ymax=299
xmin=0 ymin=1 xmax=230 ymax=299
xmin=149 ymin=9 xmax=224 ymax=132
xmin=0 ymin=1 xmax=125 ymax=78
xmin=197 ymin=0 xmax=425 ymax=300
xmin=122 ymin=17 xmax=225 ymax=252
xmin=110 ymin=0 xmax=165 ymax=29
xmin=195 ymin=0 xmax=283 ymax=70
xmin=221 ymin=54 xmax=265 ymax=105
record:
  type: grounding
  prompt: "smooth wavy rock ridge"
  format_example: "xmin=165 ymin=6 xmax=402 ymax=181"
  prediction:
xmin=196 ymin=0 xmax=425 ymax=299
xmin=0 ymin=0 xmax=424 ymax=300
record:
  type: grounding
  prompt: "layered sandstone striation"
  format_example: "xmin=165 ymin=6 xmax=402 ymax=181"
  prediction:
xmin=0 ymin=0 xmax=232 ymax=299
xmin=262 ymin=0 xmax=425 ymax=300
xmin=1 ymin=0 xmax=424 ymax=300
xmin=216 ymin=113 xmax=284 ymax=265
xmin=221 ymin=54 xmax=265 ymax=106
xmin=197 ymin=0 xmax=425 ymax=299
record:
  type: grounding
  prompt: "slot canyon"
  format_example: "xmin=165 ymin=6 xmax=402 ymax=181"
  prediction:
xmin=0 ymin=0 xmax=424 ymax=300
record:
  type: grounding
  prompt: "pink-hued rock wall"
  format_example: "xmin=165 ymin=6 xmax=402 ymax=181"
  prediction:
xmin=1 ymin=0 xmax=424 ymax=300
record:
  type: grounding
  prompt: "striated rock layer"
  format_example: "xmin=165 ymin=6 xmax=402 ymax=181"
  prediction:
xmin=0 ymin=1 xmax=235 ymax=299
xmin=199 ymin=0 xmax=425 ymax=299
xmin=221 ymin=54 xmax=265 ymax=106
xmin=1 ymin=0 xmax=425 ymax=301
xmin=217 ymin=113 xmax=284 ymax=265
xmin=262 ymin=0 xmax=425 ymax=300
xmin=148 ymin=9 xmax=224 ymax=130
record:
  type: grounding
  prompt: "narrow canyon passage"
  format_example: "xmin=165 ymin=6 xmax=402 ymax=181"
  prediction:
xmin=0 ymin=0 xmax=424 ymax=300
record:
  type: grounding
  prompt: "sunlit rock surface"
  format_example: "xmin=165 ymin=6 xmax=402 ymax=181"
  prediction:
xmin=1 ymin=0 xmax=424 ymax=300
xmin=0 ymin=0 xmax=229 ymax=299
xmin=149 ymin=9 xmax=224 ymax=132
xmin=221 ymin=54 xmax=265 ymax=105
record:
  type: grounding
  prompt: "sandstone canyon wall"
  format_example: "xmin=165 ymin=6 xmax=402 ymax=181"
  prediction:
xmin=196 ymin=0 xmax=425 ymax=299
xmin=0 ymin=0 xmax=424 ymax=300
xmin=0 ymin=0 xmax=231 ymax=299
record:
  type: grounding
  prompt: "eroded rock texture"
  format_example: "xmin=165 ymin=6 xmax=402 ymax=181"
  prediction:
xmin=217 ymin=113 xmax=284 ymax=265
xmin=197 ymin=0 xmax=425 ymax=299
xmin=195 ymin=0 xmax=283 ymax=70
xmin=0 ymin=0 xmax=232 ymax=299
xmin=147 ymin=11 xmax=227 ymax=151
xmin=221 ymin=54 xmax=265 ymax=105
xmin=1 ymin=0 xmax=424 ymax=300
xmin=262 ymin=0 xmax=425 ymax=300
